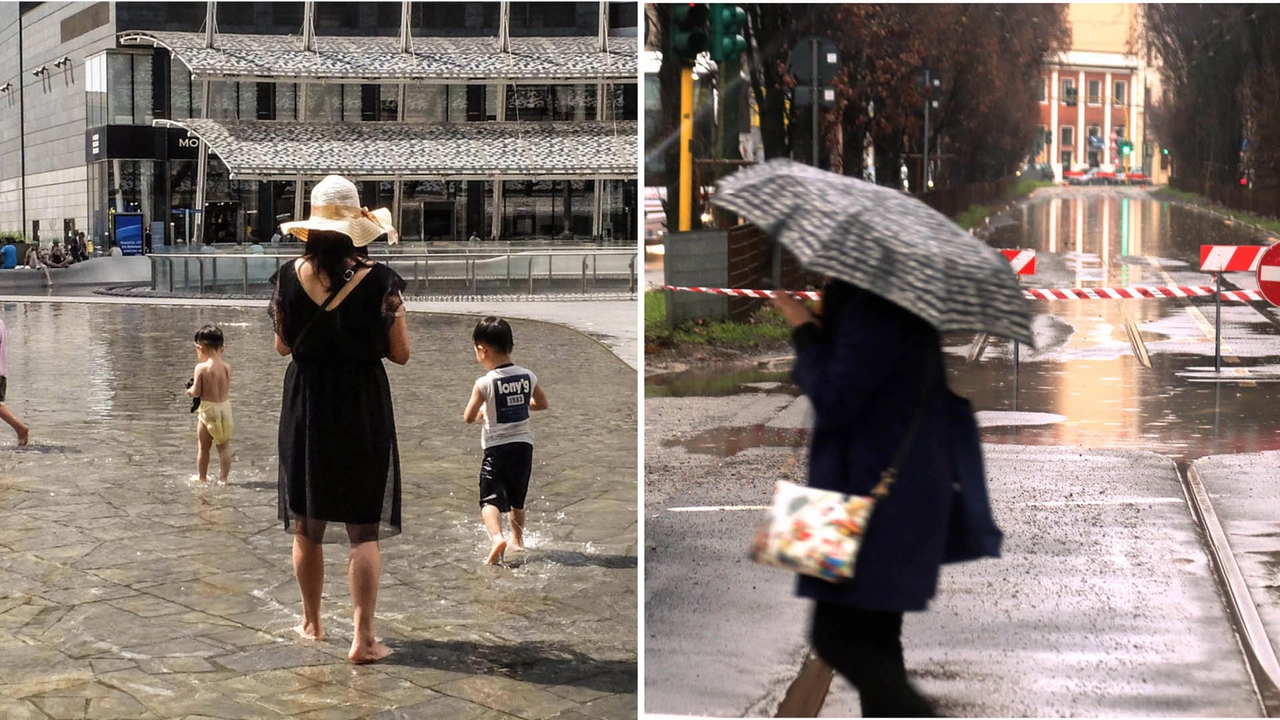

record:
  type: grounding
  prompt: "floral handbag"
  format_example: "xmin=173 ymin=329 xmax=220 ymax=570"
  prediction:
xmin=749 ymin=375 xmax=932 ymax=582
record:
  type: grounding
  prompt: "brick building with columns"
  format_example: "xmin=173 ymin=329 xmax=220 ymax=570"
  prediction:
xmin=1032 ymin=3 xmax=1169 ymax=184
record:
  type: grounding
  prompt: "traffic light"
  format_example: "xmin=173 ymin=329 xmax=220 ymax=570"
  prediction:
xmin=1163 ymin=147 xmax=1170 ymax=155
xmin=669 ymin=3 xmax=709 ymax=65
xmin=1120 ymin=141 xmax=1133 ymax=157
xmin=709 ymin=4 xmax=747 ymax=63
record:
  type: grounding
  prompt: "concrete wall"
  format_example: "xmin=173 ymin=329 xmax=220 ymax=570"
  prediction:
xmin=0 ymin=2 xmax=119 ymax=242
xmin=664 ymin=229 xmax=727 ymax=326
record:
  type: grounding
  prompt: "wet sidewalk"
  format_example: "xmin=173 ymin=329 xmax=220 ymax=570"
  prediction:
xmin=0 ymin=302 xmax=636 ymax=719
xmin=0 ymin=293 xmax=638 ymax=371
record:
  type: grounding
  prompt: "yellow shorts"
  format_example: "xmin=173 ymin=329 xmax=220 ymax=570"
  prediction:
xmin=197 ymin=399 xmax=234 ymax=446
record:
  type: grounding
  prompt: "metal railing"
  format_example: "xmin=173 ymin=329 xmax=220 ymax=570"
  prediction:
xmin=148 ymin=249 xmax=638 ymax=296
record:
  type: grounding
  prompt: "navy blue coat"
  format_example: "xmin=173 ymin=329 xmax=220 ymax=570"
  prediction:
xmin=791 ymin=284 xmax=1000 ymax=612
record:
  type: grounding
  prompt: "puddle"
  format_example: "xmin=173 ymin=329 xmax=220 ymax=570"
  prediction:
xmin=666 ymin=425 xmax=810 ymax=457
xmin=646 ymin=367 xmax=798 ymax=398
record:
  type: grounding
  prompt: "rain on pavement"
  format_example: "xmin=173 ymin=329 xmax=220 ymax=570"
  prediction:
xmin=0 ymin=303 xmax=636 ymax=719
xmin=645 ymin=186 xmax=1280 ymax=716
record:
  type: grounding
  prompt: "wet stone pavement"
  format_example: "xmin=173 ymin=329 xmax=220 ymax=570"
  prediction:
xmin=0 ymin=302 xmax=636 ymax=719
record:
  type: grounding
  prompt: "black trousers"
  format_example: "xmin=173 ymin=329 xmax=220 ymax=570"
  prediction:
xmin=810 ymin=601 xmax=937 ymax=718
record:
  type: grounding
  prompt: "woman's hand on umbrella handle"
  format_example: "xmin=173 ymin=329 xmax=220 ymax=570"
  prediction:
xmin=771 ymin=291 xmax=814 ymax=328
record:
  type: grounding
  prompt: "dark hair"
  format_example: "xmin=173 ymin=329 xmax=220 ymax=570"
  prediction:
xmin=302 ymin=230 xmax=370 ymax=290
xmin=472 ymin=316 xmax=514 ymax=354
xmin=194 ymin=323 xmax=224 ymax=349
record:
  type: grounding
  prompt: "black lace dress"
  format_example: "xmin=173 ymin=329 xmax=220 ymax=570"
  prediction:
xmin=270 ymin=260 xmax=406 ymax=544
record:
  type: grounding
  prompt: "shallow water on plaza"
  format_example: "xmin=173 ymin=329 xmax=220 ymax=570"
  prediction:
xmin=0 ymin=301 xmax=636 ymax=712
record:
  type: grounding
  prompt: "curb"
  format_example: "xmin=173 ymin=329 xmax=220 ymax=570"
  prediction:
xmin=1183 ymin=462 xmax=1280 ymax=716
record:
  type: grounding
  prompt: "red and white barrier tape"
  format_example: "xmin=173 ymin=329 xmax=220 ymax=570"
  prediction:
xmin=664 ymin=285 xmax=1268 ymax=303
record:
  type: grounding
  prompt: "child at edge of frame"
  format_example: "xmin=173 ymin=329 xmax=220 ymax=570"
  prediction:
xmin=462 ymin=316 xmax=550 ymax=566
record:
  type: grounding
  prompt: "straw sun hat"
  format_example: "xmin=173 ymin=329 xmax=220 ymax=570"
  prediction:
xmin=280 ymin=175 xmax=399 ymax=246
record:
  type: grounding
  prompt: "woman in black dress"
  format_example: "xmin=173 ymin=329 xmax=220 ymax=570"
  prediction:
xmin=272 ymin=175 xmax=410 ymax=663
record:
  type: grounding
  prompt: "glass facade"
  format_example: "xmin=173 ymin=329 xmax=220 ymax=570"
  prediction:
xmin=80 ymin=8 xmax=638 ymax=246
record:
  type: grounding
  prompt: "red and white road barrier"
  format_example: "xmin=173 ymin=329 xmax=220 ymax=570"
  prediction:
xmin=1200 ymin=245 xmax=1269 ymax=272
xmin=663 ymin=285 xmax=822 ymax=301
xmin=1000 ymin=249 xmax=1036 ymax=275
xmin=664 ymin=285 xmax=1267 ymax=303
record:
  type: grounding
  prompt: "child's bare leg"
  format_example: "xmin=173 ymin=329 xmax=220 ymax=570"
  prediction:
xmin=196 ymin=423 xmax=213 ymax=481
xmin=481 ymin=504 xmax=506 ymax=564
xmin=292 ymin=530 xmax=325 ymax=641
xmin=0 ymin=404 xmax=28 ymax=446
xmin=509 ymin=508 xmax=527 ymax=551
xmin=216 ymin=441 xmax=232 ymax=483
xmin=347 ymin=538 xmax=391 ymax=663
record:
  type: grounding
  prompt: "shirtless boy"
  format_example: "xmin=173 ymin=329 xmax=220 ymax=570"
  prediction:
xmin=188 ymin=324 xmax=234 ymax=482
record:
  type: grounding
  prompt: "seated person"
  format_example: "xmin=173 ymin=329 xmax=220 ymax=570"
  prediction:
xmin=0 ymin=244 xmax=16 ymax=270
xmin=46 ymin=243 xmax=71 ymax=268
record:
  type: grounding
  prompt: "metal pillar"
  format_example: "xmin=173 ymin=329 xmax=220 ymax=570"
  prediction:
xmin=597 ymin=0 xmax=608 ymax=52
xmin=193 ymin=80 xmax=210 ymax=245
xmin=302 ymin=1 xmax=316 ymax=52
xmin=811 ymin=40 xmax=819 ymax=168
xmin=398 ymin=0 xmax=413 ymax=53
xmin=491 ymin=179 xmax=502 ymax=241
xmin=497 ymin=1 xmax=510 ymax=53
xmin=592 ymin=179 xmax=603 ymax=239
xmin=204 ymin=1 xmax=218 ymax=48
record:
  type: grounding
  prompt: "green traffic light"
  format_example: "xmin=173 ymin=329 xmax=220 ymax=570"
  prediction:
xmin=708 ymin=4 xmax=747 ymax=62
xmin=1162 ymin=147 xmax=1169 ymax=155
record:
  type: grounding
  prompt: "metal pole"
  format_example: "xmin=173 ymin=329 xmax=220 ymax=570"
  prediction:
xmin=242 ymin=256 xmax=248 ymax=294
xmin=923 ymin=69 xmax=930 ymax=191
xmin=1215 ymin=271 xmax=1222 ymax=372
xmin=679 ymin=66 xmax=694 ymax=231
xmin=811 ymin=39 xmax=819 ymax=169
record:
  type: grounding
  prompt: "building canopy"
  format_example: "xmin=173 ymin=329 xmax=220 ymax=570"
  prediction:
xmin=120 ymin=31 xmax=637 ymax=82
xmin=157 ymin=119 xmax=638 ymax=180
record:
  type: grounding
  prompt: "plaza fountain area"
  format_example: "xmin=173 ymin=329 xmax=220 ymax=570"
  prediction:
xmin=0 ymin=301 xmax=636 ymax=719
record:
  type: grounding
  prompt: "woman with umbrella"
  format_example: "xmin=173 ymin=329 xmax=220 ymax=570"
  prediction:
xmin=715 ymin=160 xmax=1019 ymax=716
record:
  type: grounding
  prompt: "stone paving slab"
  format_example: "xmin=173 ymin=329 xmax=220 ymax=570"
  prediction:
xmin=0 ymin=303 xmax=636 ymax=718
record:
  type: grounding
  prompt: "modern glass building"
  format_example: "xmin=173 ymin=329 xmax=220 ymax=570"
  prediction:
xmin=0 ymin=2 xmax=638 ymax=249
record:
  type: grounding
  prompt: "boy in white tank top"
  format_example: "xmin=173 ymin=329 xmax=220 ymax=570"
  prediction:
xmin=463 ymin=317 xmax=549 ymax=565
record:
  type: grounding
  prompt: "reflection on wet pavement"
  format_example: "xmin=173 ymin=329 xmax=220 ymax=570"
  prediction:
xmin=648 ymin=190 xmax=1280 ymax=463
xmin=0 ymin=302 xmax=636 ymax=718
xmin=665 ymin=425 xmax=810 ymax=457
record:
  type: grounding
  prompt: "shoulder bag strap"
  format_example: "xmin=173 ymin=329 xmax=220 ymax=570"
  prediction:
xmin=869 ymin=360 xmax=936 ymax=499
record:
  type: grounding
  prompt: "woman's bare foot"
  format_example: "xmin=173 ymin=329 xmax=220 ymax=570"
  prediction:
xmin=486 ymin=538 xmax=507 ymax=565
xmin=15 ymin=426 xmax=28 ymax=447
xmin=508 ymin=542 xmax=525 ymax=553
xmin=294 ymin=620 xmax=324 ymax=641
xmin=349 ymin=639 xmax=392 ymax=664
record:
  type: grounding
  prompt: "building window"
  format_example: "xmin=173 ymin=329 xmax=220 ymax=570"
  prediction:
xmin=1038 ymin=77 xmax=1047 ymax=103
xmin=207 ymin=80 xmax=238 ymax=120
xmin=86 ymin=53 xmax=108 ymax=127
xmin=1061 ymin=150 xmax=1073 ymax=166
xmin=510 ymin=2 xmax=579 ymax=30
xmin=1087 ymin=79 xmax=1101 ymax=105
xmin=1115 ymin=81 xmax=1127 ymax=105
xmin=1061 ymin=78 xmax=1076 ymax=106
xmin=404 ymin=85 xmax=448 ymax=123
xmin=1061 ymin=126 xmax=1074 ymax=148
xmin=608 ymin=2 xmax=637 ymax=29
xmin=274 ymin=83 xmax=297 ymax=121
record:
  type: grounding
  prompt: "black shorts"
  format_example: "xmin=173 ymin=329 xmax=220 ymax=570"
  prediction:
xmin=0 ymin=376 xmax=7 ymax=403
xmin=478 ymin=442 xmax=533 ymax=512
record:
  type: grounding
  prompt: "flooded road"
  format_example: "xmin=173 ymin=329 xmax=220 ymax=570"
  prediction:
xmin=650 ymin=187 xmax=1280 ymax=462
xmin=0 ymin=302 xmax=636 ymax=718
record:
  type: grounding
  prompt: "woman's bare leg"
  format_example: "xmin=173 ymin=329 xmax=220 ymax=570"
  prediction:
xmin=292 ymin=530 xmax=325 ymax=641
xmin=347 ymin=537 xmax=391 ymax=663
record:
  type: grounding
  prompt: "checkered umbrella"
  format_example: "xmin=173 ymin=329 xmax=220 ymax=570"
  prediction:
xmin=711 ymin=159 xmax=1035 ymax=346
